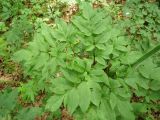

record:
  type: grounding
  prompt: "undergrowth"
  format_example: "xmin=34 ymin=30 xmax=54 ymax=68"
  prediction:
xmin=0 ymin=0 xmax=160 ymax=120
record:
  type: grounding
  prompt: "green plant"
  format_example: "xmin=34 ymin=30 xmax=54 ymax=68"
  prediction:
xmin=126 ymin=58 xmax=160 ymax=119
xmin=47 ymin=1 xmax=66 ymax=19
xmin=0 ymin=88 xmax=18 ymax=118
xmin=0 ymin=87 xmax=45 ymax=120
xmin=0 ymin=22 xmax=8 ymax=32
xmin=13 ymin=2 xmax=139 ymax=119
xmin=3 ymin=1 xmax=159 ymax=120
xmin=14 ymin=107 xmax=42 ymax=120
xmin=0 ymin=0 xmax=24 ymax=21
xmin=4 ymin=16 xmax=33 ymax=51
xmin=121 ymin=0 xmax=160 ymax=51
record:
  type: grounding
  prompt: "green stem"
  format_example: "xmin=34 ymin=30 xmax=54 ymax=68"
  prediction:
xmin=131 ymin=44 xmax=160 ymax=68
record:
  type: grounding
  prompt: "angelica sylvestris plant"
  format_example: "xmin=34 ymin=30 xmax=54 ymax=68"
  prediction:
xmin=13 ymin=2 xmax=160 ymax=120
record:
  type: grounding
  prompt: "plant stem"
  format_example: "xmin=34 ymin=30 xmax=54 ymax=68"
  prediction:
xmin=92 ymin=37 xmax=96 ymax=66
xmin=131 ymin=44 xmax=160 ymax=68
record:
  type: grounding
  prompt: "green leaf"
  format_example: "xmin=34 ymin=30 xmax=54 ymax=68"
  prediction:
xmin=71 ymin=58 xmax=85 ymax=73
xmin=150 ymin=80 xmax=160 ymax=91
xmin=28 ymin=41 xmax=39 ymax=55
xmin=96 ymin=44 xmax=106 ymax=50
xmin=50 ymin=77 xmax=72 ymax=95
xmin=135 ymin=87 xmax=148 ymax=97
xmin=72 ymin=17 xmax=91 ymax=36
xmin=138 ymin=65 xmax=151 ymax=79
xmin=132 ymin=103 xmax=147 ymax=114
xmin=67 ymin=88 xmax=79 ymax=114
xmin=117 ymin=100 xmax=135 ymax=120
xmin=95 ymin=31 xmax=111 ymax=44
xmin=87 ymin=80 xmax=101 ymax=90
xmin=19 ymin=81 xmax=36 ymax=102
xmin=91 ymin=11 xmax=106 ymax=25
xmin=150 ymin=67 xmax=160 ymax=81
xmin=98 ymin=99 xmax=116 ymax=120
xmin=78 ymin=82 xmax=91 ymax=112
xmin=52 ymin=30 xmax=65 ymax=42
xmin=121 ymin=51 xmax=142 ymax=64
xmin=13 ymin=49 xmax=31 ymax=62
xmin=149 ymin=91 xmax=160 ymax=101
xmin=137 ymin=77 xmax=149 ymax=90
xmin=97 ymin=73 xmax=109 ymax=86
xmin=110 ymin=93 xmax=117 ymax=110
xmin=137 ymin=59 xmax=156 ymax=79
xmin=125 ymin=78 xmax=138 ymax=90
xmin=41 ymin=23 xmax=55 ymax=46
xmin=86 ymin=45 xmax=95 ymax=51
xmin=93 ymin=21 xmax=106 ymax=34
xmin=34 ymin=53 xmax=49 ymax=69
xmin=102 ymin=44 xmax=113 ymax=58
xmin=82 ymin=2 xmax=94 ymax=20
xmin=46 ymin=95 xmax=64 ymax=112
xmin=116 ymin=36 xmax=129 ymax=46
xmin=95 ymin=57 xmax=106 ymax=65
xmin=116 ymin=46 xmax=128 ymax=52
xmin=73 ymin=107 xmax=99 ymax=120
xmin=62 ymin=69 xmax=81 ymax=83
xmin=51 ymin=77 xmax=71 ymax=89
xmin=34 ymin=33 xmax=49 ymax=52
xmin=91 ymin=89 xmax=101 ymax=106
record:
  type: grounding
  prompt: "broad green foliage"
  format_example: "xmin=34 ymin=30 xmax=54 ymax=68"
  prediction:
xmin=4 ymin=17 xmax=33 ymax=51
xmin=126 ymin=59 xmax=160 ymax=101
xmin=0 ymin=89 xmax=18 ymax=118
xmin=14 ymin=107 xmax=42 ymax=120
xmin=0 ymin=89 xmax=42 ymax=120
xmin=125 ymin=59 xmax=160 ymax=120
xmin=121 ymin=0 xmax=160 ymax=51
xmin=0 ymin=0 xmax=24 ymax=21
